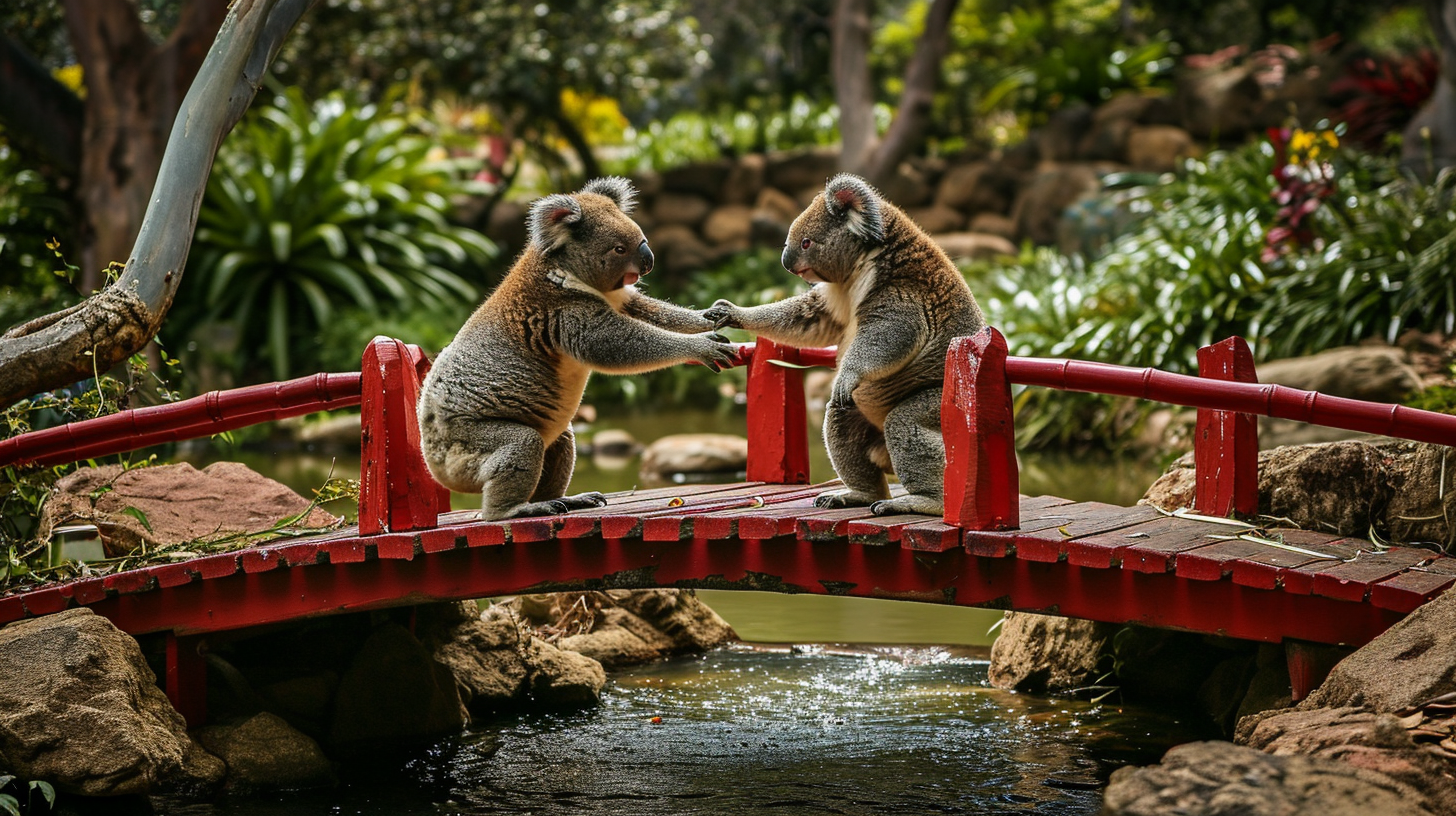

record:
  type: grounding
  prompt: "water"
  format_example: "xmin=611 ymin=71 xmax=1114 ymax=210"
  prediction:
xmin=162 ymin=407 xmax=1188 ymax=814
xmin=154 ymin=646 xmax=1208 ymax=816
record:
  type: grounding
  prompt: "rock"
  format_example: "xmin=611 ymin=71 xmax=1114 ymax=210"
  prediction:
xmin=38 ymin=462 xmax=341 ymax=558
xmin=764 ymin=148 xmax=839 ymax=194
xmin=721 ymin=154 xmax=766 ymax=205
xmin=328 ymin=622 xmax=467 ymax=751
xmin=194 ymin=712 xmax=335 ymax=792
xmin=1233 ymin=643 xmax=1295 ymax=727
xmin=425 ymin=607 xmax=531 ymax=715
xmin=1037 ymin=103 xmax=1094 ymax=162
xmin=967 ymin=212 xmax=1018 ymax=241
xmin=648 ymin=223 xmax=715 ymax=271
xmin=287 ymin=413 xmax=362 ymax=447
xmin=0 ymin=608 xmax=206 ymax=796
xmin=558 ymin=608 xmax=671 ymax=668
xmin=660 ymin=159 xmax=732 ymax=198
xmin=1077 ymin=116 xmax=1135 ymax=162
xmin=1178 ymin=64 xmax=1264 ymax=140
xmin=522 ymin=639 xmax=606 ymax=708
xmin=753 ymin=186 xmax=802 ymax=225
xmin=932 ymin=232 xmax=1017 ymax=263
xmin=609 ymin=589 xmax=737 ymax=652
xmin=1242 ymin=707 xmax=1456 ymax=815
xmin=1126 ymin=125 xmax=1198 ymax=172
xmin=986 ymin=612 xmax=1113 ymax=693
xmin=483 ymin=199 xmax=529 ymax=256
xmin=1258 ymin=346 xmax=1421 ymax=404
xmin=1010 ymin=163 xmax=1102 ymax=246
xmin=701 ymin=204 xmax=755 ymax=246
xmin=934 ymin=161 xmax=1021 ymax=216
xmin=903 ymin=205 xmax=965 ymax=234
xmin=1101 ymin=740 xmax=1431 ymax=816
xmin=639 ymin=433 xmax=748 ymax=483
xmin=590 ymin=429 xmax=641 ymax=458
xmin=651 ymin=192 xmax=714 ymax=228
xmin=877 ymin=162 xmax=934 ymax=208
xmin=1299 ymin=585 xmax=1456 ymax=714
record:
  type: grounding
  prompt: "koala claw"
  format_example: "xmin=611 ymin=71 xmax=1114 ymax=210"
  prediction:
xmin=702 ymin=299 xmax=741 ymax=329
xmin=813 ymin=489 xmax=878 ymax=509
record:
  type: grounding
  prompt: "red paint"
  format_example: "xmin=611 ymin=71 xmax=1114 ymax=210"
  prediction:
xmin=358 ymin=338 xmax=448 ymax=535
xmin=942 ymin=328 xmax=1020 ymax=531
xmin=164 ymin=632 xmax=207 ymax=727
xmin=745 ymin=339 xmax=811 ymax=484
xmin=1195 ymin=337 xmax=1259 ymax=518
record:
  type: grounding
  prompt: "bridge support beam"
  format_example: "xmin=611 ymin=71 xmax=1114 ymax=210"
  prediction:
xmin=359 ymin=337 xmax=450 ymax=534
xmin=746 ymin=339 xmax=811 ymax=484
xmin=1285 ymin=639 xmax=1345 ymax=703
xmin=164 ymin=632 xmax=207 ymax=727
xmin=1195 ymin=337 xmax=1259 ymax=518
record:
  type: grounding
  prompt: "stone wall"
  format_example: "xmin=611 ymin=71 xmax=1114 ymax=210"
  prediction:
xmin=479 ymin=57 xmax=1336 ymax=273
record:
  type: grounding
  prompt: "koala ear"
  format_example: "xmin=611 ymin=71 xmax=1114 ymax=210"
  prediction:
xmin=823 ymin=173 xmax=885 ymax=244
xmin=528 ymin=193 xmax=582 ymax=252
xmin=579 ymin=176 xmax=638 ymax=213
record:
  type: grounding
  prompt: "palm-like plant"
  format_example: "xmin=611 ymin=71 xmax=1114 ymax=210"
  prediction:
xmin=176 ymin=88 xmax=496 ymax=380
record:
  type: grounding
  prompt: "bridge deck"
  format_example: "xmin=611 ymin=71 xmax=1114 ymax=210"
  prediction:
xmin=1 ymin=482 xmax=1449 ymax=648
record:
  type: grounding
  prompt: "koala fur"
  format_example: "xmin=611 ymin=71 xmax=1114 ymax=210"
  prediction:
xmin=418 ymin=177 xmax=734 ymax=520
xmin=704 ymin=173 xmax=985 ymax=516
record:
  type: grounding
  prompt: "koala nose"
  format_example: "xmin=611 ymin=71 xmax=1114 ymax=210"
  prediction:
xmin=638 ymin=240 xmax=654 ymax=274
xmin=781 ymin=246 xmax=795 ymax=272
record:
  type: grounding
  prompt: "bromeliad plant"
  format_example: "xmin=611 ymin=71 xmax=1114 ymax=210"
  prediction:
xmin=177 ymin=88 xmax=497 ymax=381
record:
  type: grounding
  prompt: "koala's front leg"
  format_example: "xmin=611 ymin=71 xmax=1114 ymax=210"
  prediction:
xmin=704 ymin=289 xmax=845 ymax=349
xmin=622 ymin=290 xmax=717 ymax=333
xmin=565 ymin=305 xmax=737 ymax=374
xmin=829 ymin=305 xmax=928 ymax=411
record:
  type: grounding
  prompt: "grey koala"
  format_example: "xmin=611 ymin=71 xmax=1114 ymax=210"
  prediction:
xmin=418 ymin=177 xmax=734 ymax=520
xmin=704 ymin=173 xmax=986 ymax=516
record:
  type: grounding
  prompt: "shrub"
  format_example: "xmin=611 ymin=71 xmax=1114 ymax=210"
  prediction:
xmin=174 ymin=88 xmax=497 ymax=382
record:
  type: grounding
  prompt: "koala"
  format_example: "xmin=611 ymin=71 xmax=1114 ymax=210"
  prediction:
xmin=704 ymin=173 xmax=985 ymax=516
xmin=418 ymin=177 xmax=734 ymax=520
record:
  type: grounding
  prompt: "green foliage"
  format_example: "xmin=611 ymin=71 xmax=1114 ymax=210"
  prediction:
xmin=175 ymin=88 xmax=496 ymax=381
xmin=980 ymin=135 xmax=1455 ymax=449
xmin=0 ymin=142 xmax=78 ymax=333
xmin=0 ymin=775 xmax=56 ymax=816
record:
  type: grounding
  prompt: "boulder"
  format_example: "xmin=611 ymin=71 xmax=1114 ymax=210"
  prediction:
xmin=194 ymin=712 xmax=334 ymax=792
xmin=1037 ymin=103 xmax=1094 ymax=162
xmin=1101 ymin=740 xmax=1431 ymax=816
xmin=934 ymin=161 xmax=1020 ymax=216
xmin=1299 ymin=585 xmax=1456 ymax=714
xmin=648 ymin=223 xmax=715 ymax=271
xmin=522 ymin=639 xmax=607 ymax=708
xmin=660 ymin=159 xmax=732 ymax=198
xmin=610 ymin=588 xmax=737 ymax=652
xmin=327 ymin=622 xmax=467 ymax=751
xmin=590 ymin=428 xmax=642 ymax=459
xmin=1178 ymin=64 xmax=1264 ymax=140
xmin=1240 ymin=707 xmax=1456 ymax=815
xmin=651 ymin=192 xmax=714 ymax=228
xmin=986 ymin=611 xmax=1113 ymax=693
xmin=1126 ymin=125 xmax=1198 ymax=172
xmin=967 ymin=212 xmax=1018 ymax=242
xmin=1258 ymin=346 xmax=1422 ymax=404
xmin=876 ymin=162 xmax=935 ymax=208
xmin=721 ymin=154 xmax=766 ymax=205
xmin=1010 ymin=163 xmax=1102 ymax=246
xmin=932 ymin=232 xmax=1017 ymax=263
xmin=903 ymin=205 xmax=965 ymax=234
xmin=639 ymin=433 xmax=748 ymax=483
xmin=558 ymin=608 xmax=674 ymax=668
xmin=701 ymin=204 xmax=755 ymax=247
xmin=764 ymin=148 xmax=839 ymax=194
xmin=753 ymin=186 xmax=803 ymax=225
xmin=39 ymin=462 xmax=341 ymax=558
xmin=0 ymin=608 xmax=216 ymax=796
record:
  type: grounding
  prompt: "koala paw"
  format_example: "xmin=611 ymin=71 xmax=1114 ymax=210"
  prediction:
xmin=696 ymin=333 xmax=739 ymax=372
xmin=813 ymin=489 xmax=879 ymax=509
xmin=871 ymin=495 xmax=944 ymax=516
xmin=702 ymin=299 xmax=742 ymax=330
xmin=827 ymin=376 xmax=859 ymax=411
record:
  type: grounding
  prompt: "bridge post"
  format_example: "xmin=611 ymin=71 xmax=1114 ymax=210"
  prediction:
xmin=1195 ymin=337 xmax=1259 ymax=518
xmin=942 ymin=327 xmax=1019 ymax=530
xmin=164 ymin=632 xmax=207 ymax=727
xmin=359 ymin=337 xmax=450 ymax=534
xmin=746 ymin=339 xmax=811 ymax=484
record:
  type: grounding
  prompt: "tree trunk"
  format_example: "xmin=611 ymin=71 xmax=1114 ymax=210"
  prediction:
xmin=832 ymin=0 xmax=876 ymax=175
xmin=0 ymin=0 xmax=317 ymax=408
xmin=0 ymin=33 xmax=83 ymax=176
xmin=61 ymin=0 xmax=228 ymax=292
xmin=1402 ymin=0 xmax=1456 ymax=177
xmin=860 ymin=0 xmax=960 ymax=187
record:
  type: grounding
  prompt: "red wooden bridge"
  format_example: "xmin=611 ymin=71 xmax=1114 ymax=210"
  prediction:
xmin=2 ymin=329 xmax=1455 ymax=726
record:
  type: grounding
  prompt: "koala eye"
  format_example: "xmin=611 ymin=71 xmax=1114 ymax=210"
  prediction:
xmin=612 ymin=245 xmax=628 ymax=255
xmin=800 ymin=238 xmax=813 ymax=250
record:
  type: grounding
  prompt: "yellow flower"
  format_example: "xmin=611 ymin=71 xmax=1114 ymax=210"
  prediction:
xmin=1321 ymin=130 xmax=1339 ymax=149
xmin=1289 ymin=130 xmax=1316 ymax=153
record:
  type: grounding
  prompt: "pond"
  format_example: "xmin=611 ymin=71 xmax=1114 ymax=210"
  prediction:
xmin=158 ymin=406 xmax=1189 ymax=815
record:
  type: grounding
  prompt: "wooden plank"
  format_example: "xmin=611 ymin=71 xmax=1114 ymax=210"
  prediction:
xmin=565 ymin=483 xmax=765 ymax=540
xmin=1301 ymin=546 xmax=1442 ymax=602
xmin=152 ymin=563 xmax=197 ymax=589
xmin=374 ymin=533 xmax=418 ymax=560
xmin=502 ymin=516 xmax=559 ymax=543
xmin=419 ymin=527 xmax=467 ymax=554
xmin=1229 ymin=531 xmax=1361 ymax=590
xmin=1176 ymin=529 xmax=1349 ymax=582
xmin=61 ymin=579 xmax=108 ymax=605
xmin=690 ymin=486 xmax=839 ymax=540
xmin=903 ymin=521 xmax=962 ymax=552
xmin=1370 ymin=559 xmax=1456 ymax=612
xmin=241 ymin=549 xmax=285 ymax=574
xmin=1067 ymin=515 xmax=1193 ymax=569
xmin=798 ymin=506 xmax=896 ymax=542
xmin=1116 ymin=515 xmax=1254 ymax=574
xmin=637 ymin=484 xmax=825 ymax=542
xmin=1012 ymin=503 xmax=1162 ymax=563
xmin=845 ymin=515 xmax=919 ymax=545
xmin=964 ymin=503 xmax=1081 ymax=558
xmin=0 ymin=594 xmax=25 ymax=625
xmin=325 ymin=540 xmax=368 ymax=564
xmin=22 ymin=586 xmax=69 ymax=615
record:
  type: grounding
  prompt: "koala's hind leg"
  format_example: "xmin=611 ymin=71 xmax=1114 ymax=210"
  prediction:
xmin=531 ymin=426 xmax=607 ymax=510
xmin=872 ymin=389 xmax=946 ymax=516
xmin=814 ymin=405 xmax=891 ymax=508
xmin=472 ymin=422 xmax=597 ymax=521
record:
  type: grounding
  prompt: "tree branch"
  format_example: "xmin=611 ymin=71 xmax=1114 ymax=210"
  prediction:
xmin=832 ymin=0 xmax=876 ymax=174
xmin=862 ymin=0 xmax=960 ymax=186
xmin=0 ymin=0 xmax=319 ymax=407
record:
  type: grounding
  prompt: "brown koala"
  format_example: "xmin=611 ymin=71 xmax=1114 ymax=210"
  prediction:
xmin=418 ymin=177 xmax=734 ymax=520
xmin=704 ymin=173 xmax=985 ymax=515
